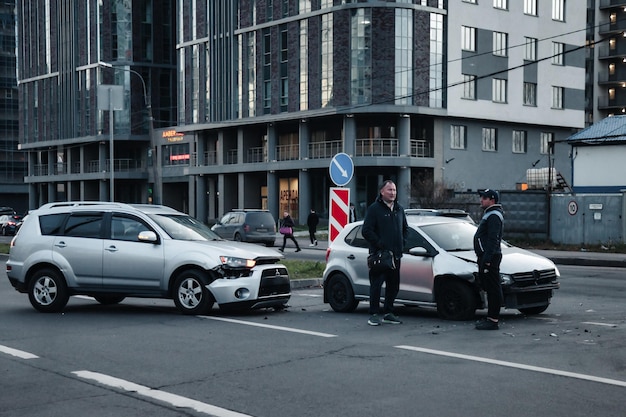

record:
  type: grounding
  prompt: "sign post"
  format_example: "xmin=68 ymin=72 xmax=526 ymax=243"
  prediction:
xmin=328 ymin=153 xmax=354 ymax=243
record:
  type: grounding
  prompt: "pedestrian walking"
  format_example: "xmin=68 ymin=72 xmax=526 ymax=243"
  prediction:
xmin=278 ymin=211 xmax=301 ymax=253
xmin=349 ymin=202 xmax=358 ymax=222
xmin=307 ymin=209 xmax=319 ymax=246
xmin=473 ymin=189 xmax=504 ymax=330
xmin=362 ymin=180 xmax=408 ymax=326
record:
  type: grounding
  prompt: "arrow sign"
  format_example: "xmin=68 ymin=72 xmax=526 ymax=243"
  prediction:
xmin=329 ymin=153 xmax=354 ymax=187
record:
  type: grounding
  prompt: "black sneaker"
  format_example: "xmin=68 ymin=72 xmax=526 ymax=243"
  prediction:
xmin=295 ymin=248 xmax=301 ymax=252
xmin=382 ymin=313 xmax=402 ymax=324
xmin=475 ymin=319 xmax=499 ymax=330
xmin=368 ymin=314 xmax=382 ymax=326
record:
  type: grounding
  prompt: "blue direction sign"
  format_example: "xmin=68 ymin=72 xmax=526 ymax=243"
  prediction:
xmin=329 ymin=152 xmax=354 ymax=186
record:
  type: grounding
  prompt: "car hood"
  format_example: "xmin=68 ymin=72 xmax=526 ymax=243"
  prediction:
xmin=166 ymin=239 xmax=283 ymax=261
xmin=448 ymin=246 xmax=557 ymax=274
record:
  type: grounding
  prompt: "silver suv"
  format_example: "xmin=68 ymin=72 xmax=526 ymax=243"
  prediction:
xmin=6 ymin=202 xmax=291 ymax=314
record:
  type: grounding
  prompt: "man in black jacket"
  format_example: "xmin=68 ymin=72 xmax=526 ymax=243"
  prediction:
xmin=473 ymin=189 xmax=504 ymax=330
xmin=362 ymin=180 xmax=408 ymax=326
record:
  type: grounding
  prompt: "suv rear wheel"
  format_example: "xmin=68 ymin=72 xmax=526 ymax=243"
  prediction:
xmin=173 ymin=270 xmax=214 ymax=315
xmin=28 ymin=268 xmax=69 ymax=313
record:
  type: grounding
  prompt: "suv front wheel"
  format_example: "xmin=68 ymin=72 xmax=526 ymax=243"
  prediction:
xmin=173 ymin=270 xmax=215 ymax=315
xmin=28 ymin=268 xmax=69 ymax=313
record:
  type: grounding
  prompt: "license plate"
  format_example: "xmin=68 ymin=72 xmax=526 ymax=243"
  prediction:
xmin=257 ymin=228 xmax=268 ymax=232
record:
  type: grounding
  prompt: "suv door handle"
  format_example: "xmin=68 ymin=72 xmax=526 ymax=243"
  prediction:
xmin=105 ymin=245 xmax=119 ymax=252
xmin=54 ymin=241 xmax=66 ymax=248
xmin=347 ymin=254 xmax=356 ymax=260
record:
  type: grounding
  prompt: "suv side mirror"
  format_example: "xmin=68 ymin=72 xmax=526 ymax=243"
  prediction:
xmin=138 ymin=231 xmax=158 ymax=243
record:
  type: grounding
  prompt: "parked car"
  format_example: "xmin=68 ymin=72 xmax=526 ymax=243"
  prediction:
xmin=323 ymin=216 xmax=560 ymax=320
xmin=6 ymin=202 xmax=291 ymax=314
xmin=405 ymin=208 xmax=475 ymax=223
xmin=0 ymin=206 xmax=15 ymax=215
xmin=0 ymin=214 xmax=21 ymax=236
xmin=211 ymin=209 xmax=276 ymax=246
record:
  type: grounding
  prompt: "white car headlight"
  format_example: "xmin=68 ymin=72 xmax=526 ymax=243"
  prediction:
xmin=219 ymin=256 xmax=256 ymax=268
xmin=500 ymin=274 xmax=513 ymax=285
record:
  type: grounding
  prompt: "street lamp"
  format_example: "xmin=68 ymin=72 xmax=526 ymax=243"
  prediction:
xmin=98 ymin=61 xmax=157 ymax=203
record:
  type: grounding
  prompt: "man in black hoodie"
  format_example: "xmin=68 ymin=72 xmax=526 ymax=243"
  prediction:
xmin=362 ymin=180 xmax=408 ymax=326
xmin=473 ymin=189 xmax=504 ymax=330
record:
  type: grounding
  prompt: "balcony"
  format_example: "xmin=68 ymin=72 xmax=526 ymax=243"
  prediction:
xmin=308 ymin=140 xmax=342 ymax=159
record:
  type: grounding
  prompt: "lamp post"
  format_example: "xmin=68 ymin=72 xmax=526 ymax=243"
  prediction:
xmin=96 ymin=83 xmax=123 ymax=202
xmin=98 ymin=61 xmax=157 ymax=203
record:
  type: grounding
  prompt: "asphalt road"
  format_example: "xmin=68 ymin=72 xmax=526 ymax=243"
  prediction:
xmin=1 ymin=262 xmax=624 ymax=417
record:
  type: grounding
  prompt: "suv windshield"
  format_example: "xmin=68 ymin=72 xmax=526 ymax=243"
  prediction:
xmin=149 ymin=213 xmax=221 ymax=241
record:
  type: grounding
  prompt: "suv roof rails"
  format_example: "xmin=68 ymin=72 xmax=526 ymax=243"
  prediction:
xmin=38 ymin=201 xmax=128 ymax=210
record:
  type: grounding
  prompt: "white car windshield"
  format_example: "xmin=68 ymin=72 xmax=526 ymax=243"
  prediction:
xmin=420 ymin=222 xmax=477 ymax=251
xmin=149 ymin=214 xmax=221 ymax=241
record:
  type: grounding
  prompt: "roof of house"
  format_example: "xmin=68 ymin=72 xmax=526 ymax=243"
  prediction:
xmin=567 ymin=115 xmax=626 ymax=145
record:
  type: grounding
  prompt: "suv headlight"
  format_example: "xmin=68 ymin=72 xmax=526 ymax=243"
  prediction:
xmin=500 ymin=273 xmax=513 ymax=285
xmin=219 ymin=256 xmax=256 ymax=268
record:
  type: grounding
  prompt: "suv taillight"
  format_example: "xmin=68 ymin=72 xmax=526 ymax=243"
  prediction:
xmin=243 ymin=223 xmax=250 ymax=232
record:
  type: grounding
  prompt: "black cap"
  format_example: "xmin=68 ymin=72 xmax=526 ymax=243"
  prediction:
xmin=479 ymin=189 xmax=499 ymax=203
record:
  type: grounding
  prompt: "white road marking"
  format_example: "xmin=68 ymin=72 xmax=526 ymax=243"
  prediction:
xmin=200 ymin=316 xmax=337 ymax=338
xmin=582 ymin=321 xmax=618 ymax=328
xmin=296 ymin=293 xmax=322 ymax=297
xmin=396 ymin=345 xmax=626 ymax=388
xmin=0 ymin=344 xmax=39 ymax=359
xmin=73 ymin=370 xmax=252 ymax=417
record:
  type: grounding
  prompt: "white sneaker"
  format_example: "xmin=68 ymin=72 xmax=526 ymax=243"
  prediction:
xmin=309 ymin=243 xmax=315 ymax=247
xmin=314 ymin=240 xmax=318 ymax=246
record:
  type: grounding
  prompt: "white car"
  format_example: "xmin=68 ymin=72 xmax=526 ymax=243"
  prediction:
xmin=323 ymin=217 xmax=560 ymax=320
xmin=6 ymin=202 xmax=290 ymax=314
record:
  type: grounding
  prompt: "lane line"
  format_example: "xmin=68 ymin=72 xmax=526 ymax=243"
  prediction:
xmin=0 ymin=344 xmax=39 ymax=359
xmin=73 ymin=370 xmax=252 ymax=417
xmin=582 ymin=321 xmax=618 ymax=328
xmin=396 ymin=345 xmax=626 ymax=388
xmin=200 ymin=316 xmax=337 ymax=338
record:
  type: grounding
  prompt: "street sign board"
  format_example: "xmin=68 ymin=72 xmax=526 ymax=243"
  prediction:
xmin=329 ymin=187 xmax=350 ymax=243
xmin=329 ymin=153 xmax=354 ymax=187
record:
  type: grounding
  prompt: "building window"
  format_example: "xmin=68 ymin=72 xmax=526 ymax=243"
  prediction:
xmin=299 ymin=20 xmax=308 ymax=111
xmin=493 ymin=32 xmax=508 ymax=57
xmin=524 ymin=0 xmax=537 ymax=15
xmin=493 ymin=0 xmax=508 ymax=10
xmin=524 ymin=37 xmax=537 ymax=61
xmin=512 ymin=130 xmax=527 ymax=153
xmin=351 ymin=8 xmax=372 ymax=105
xmin=451 ymin=125 xmax=467 ymax=149
xmin=524 ymin=82 xmax=537 ymax=106
xmin=552 ymin=42 xmax=564 ymax=65
xmin=463 ymin=74 xmax=476 ymax=100
xmin=280 ymin=28 xmax=288 ymax=110
xmin=321 ymin=13 xmax=334 ymax=107
xmin=552 ymin=86 xmax=564 ymax=109
xmin=461 ymin=26 xmax=476 ymax=52
xmin=552 ymin=0 xmax=565 ymax=21
xmin=540 ymin=132 xmax=554 ymax=154
xmin=395 ymin=8 xmax=412 ymax=105
xmin=482 ymin=128 xmax=498 ymax=151
xmin=263 ymin=30 xmax=271 ymax=111
xmin=299 ymin=0 xmax=311 ymax=13
xmin=493 ymin=78 xmax=507 ymax=103
xmin=430 ymin=13 xmax=444 ymax=108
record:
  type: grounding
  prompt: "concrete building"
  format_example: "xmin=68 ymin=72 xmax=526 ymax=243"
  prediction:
xmin=171 ymin=0 xmax=584 ymax=224
xmin=0 ymin=1 xmax=26 ymax=213
xmin=17 ymin=1 xmax=587 ymax=225
xmin=16 ymin=1 xmax=177 ymax=208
